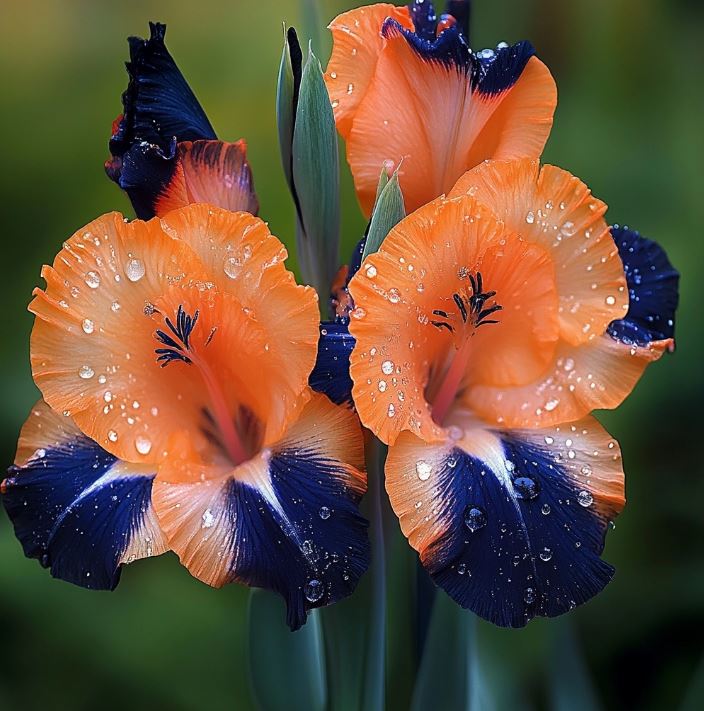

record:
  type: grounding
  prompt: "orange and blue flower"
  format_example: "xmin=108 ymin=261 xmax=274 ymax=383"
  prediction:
xmin=346 ymin=158 xmax=678 ymax=626
xmin=2 ymin=206 xmax=370 ymax=630
xmin=325 ymin=1 xmax=557 ymax=215
xmin=105 ymin=23 xmax=258 ymax=219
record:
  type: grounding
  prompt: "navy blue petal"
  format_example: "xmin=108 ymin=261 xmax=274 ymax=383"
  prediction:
xmin=309 ymin=321 xmax=355 ymax=406
xmin=382 ymin=17 xmax=471 ymax=71
xmin=227 ymin=450 xmax=369 ymax=631
xmin=607 ymin=225 xmax=679 ymax=346
xmin=109 ymin=138 xmax=179 ymax=220
xmin=472 ymin=40 xmax=535 ymax=96
xmin=426 ymin=436 xmax=614 ymax=627
xmin=3 ymin=433 xmax=159 ymax=590
xmin=408 ymin=0 xmax=439 ymax=42
xmin=109 ymin=22 xmax=216 ymax=160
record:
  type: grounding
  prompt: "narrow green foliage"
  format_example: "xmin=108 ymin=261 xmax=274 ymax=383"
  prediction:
xmin=411 ymin=594 xmax=493 ymax=711
xmin=292 ymin=44 xmax=341 ymax=313
xmin=362 ymin=166 xmax=405 ymax=262
xmin=247 ymin=589 xmax=327 ymax=711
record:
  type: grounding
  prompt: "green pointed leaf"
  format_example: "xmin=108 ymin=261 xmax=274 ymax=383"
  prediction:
xmin=248 ymin=589 xmax=326 ymax=711
xmin=292 ymin=44 xmax=340 ymax=309
xmin=362 ymin=168 xmax=405 ymax=261
xmin=411 ymin=594 xmax=493 ymax=711
xmin=547 ymin=620 xmax=602 ymax=711
xmin=276 ymin=26 xmax=302 ymax=195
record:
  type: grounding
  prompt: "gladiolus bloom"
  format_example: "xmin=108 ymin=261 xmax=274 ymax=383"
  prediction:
xmin=106 ymin=23 xmax=258 ymax=219
xmin=347 ymin=159 xmax=677 ymax=626
xmin=325 ymin=1 xmax=557 ymax=216
xmin=2 ymin=205 xmax=370 ymax=630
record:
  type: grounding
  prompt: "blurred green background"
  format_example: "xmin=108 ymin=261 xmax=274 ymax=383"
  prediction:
xmin=0 ymin=0 xmax=702 ymax=708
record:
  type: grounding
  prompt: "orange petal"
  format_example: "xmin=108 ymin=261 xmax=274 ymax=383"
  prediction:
xmin=450 ymin=159 xmax=629 ymax=344
xmin=154 ymin=140 xmax=259 ymax=217
xmin=325 ymin=3 xmax=412 ymax=140
xmin=465 ymin=335 xmax=672 ymax=429
xmin=345 ymin=35 xmax=556 ymax=216
xmin=30 ymin=207 xmax=319 ymax=465
xmin=152 ymin=393 xmax=368 ymax=629
xmin=348 ymin=195 xmax=560 ymax=444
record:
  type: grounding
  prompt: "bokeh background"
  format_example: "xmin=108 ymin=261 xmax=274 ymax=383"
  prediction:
xmin=0 ymin=0 xmax=702 ymax=708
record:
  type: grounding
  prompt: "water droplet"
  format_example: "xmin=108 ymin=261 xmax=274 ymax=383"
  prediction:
xmin=415 ymin=460 xmax=432 ymax=481
xmin=135 ymin=435 xmax=152 ymax=455
xmin=544 ymin=435 xmax=554 ymax=445
xmin=388 ymin=288 xmax=400 ymax=304
xmin=463 ymin=505 xmax=487 ymax=533
xmin=85 ymin=271 xmax=100 ymax=289
xmin=111 ymin=300 xmax=121 ymax=312
xmin=605 ymin=295 xmax=616 ymax=306
xmin=319 ymin=506 xmax=331 ymax=520
xmin=525 ymin=211 xmax=535 ymax=224
xmin=224 ymin=257 xmax=238 ymax=278
xmin=514 ymin=476 xmax=540 ymax=500
xmin=524 ymin=587 xmax=535 ymax=604
xmin=35 ymin=448 xmax=46 ymax=459
xmin=78 ymin=365 xmax=94 ymax=379
xmin=539 ymin=547 xmax=553 ymax=562
xmin=387 ymin=403 xmax=396 ymax=417
xmin=457 ymin=563 xmax=467 ymax=575
xmin=577 ymin=490 xmax=593 ymax=507
xmin=304 ymin=579 xmax=324 ymax=603
xmin=365 ymin=265 xmax=377 ymax=279
xmin=448 ymin=425 xmax=463 ymax=441
xmin=351 ymin=307 xmax=366 ymax=319
xmin=202 ymin=509 xmax=215 ymax=528
xmin=108 ymin=430 xmax=118 ymax=442
xmin=126 ymin=258 xmax=145 ymax=282
xmin=381 ymin=360 xmax=394 ymax=375
xmin=544 ymin=399 xmax=559 ymax=412
xmin=541 ymin=503 xmax=551 ymax=515
xmin=82 ymin=319 xmax=94 ymax=334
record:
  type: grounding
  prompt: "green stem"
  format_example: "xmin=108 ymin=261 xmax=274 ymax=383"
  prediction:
xmin=363 ymin=436 xmax=387 ymax=711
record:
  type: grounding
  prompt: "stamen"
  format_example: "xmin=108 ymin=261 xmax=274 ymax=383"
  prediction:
xmin=153 ymin=305 xmax=250 ymax=465
xmin=429 ymin=271 xmax=502 ymax=424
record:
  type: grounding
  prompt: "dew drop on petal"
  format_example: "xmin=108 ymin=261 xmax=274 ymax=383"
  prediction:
xmin=463 ymin=505 xmax=487 ymax=533
xmin=224 ymin=257 xmax=238 ymax=279
xmin=201 ymin=509 xmax=215 ymax=528
xmin=514 ymin=476 xmax=540 ymax=500
xmin=304 ymin=579 xmax=324 ymax=603
xmin=78 ymin=365 xmax=94 ymax=379
xmin=381 ymin=360 xmax=394 ymax=375
xmin=539 ymin=547 xmax=553 ymax=562
xmin=82 ymin=319 xmax=95 ymax=334
xmin=319 ymin=506 xmax=331 ymax=520
xmin=108 ymin=430 xmax=118 ymax=442
xmin=85 ymin=271 xmax=101 ymax=289
xmin=577 ymin=490 xmax=594 ymax=507
xmin=415 ymin=460 xmax=432 ymax=481
xmin=135 ymin=435 xmax=152 ymax=455
xmin=126 ymin=258 xmax=145 ymax=282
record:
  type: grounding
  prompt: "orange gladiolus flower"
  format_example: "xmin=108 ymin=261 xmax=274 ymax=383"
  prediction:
xmin=2 ymin=205 xmax=370 ymax=630
xmin=106 ymin=23 xmax=258 ymax=219
xmin=347 ymin=158 xmax=677 ymax=626
xmin=325 ymin=1 xmax=557 ymax=216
